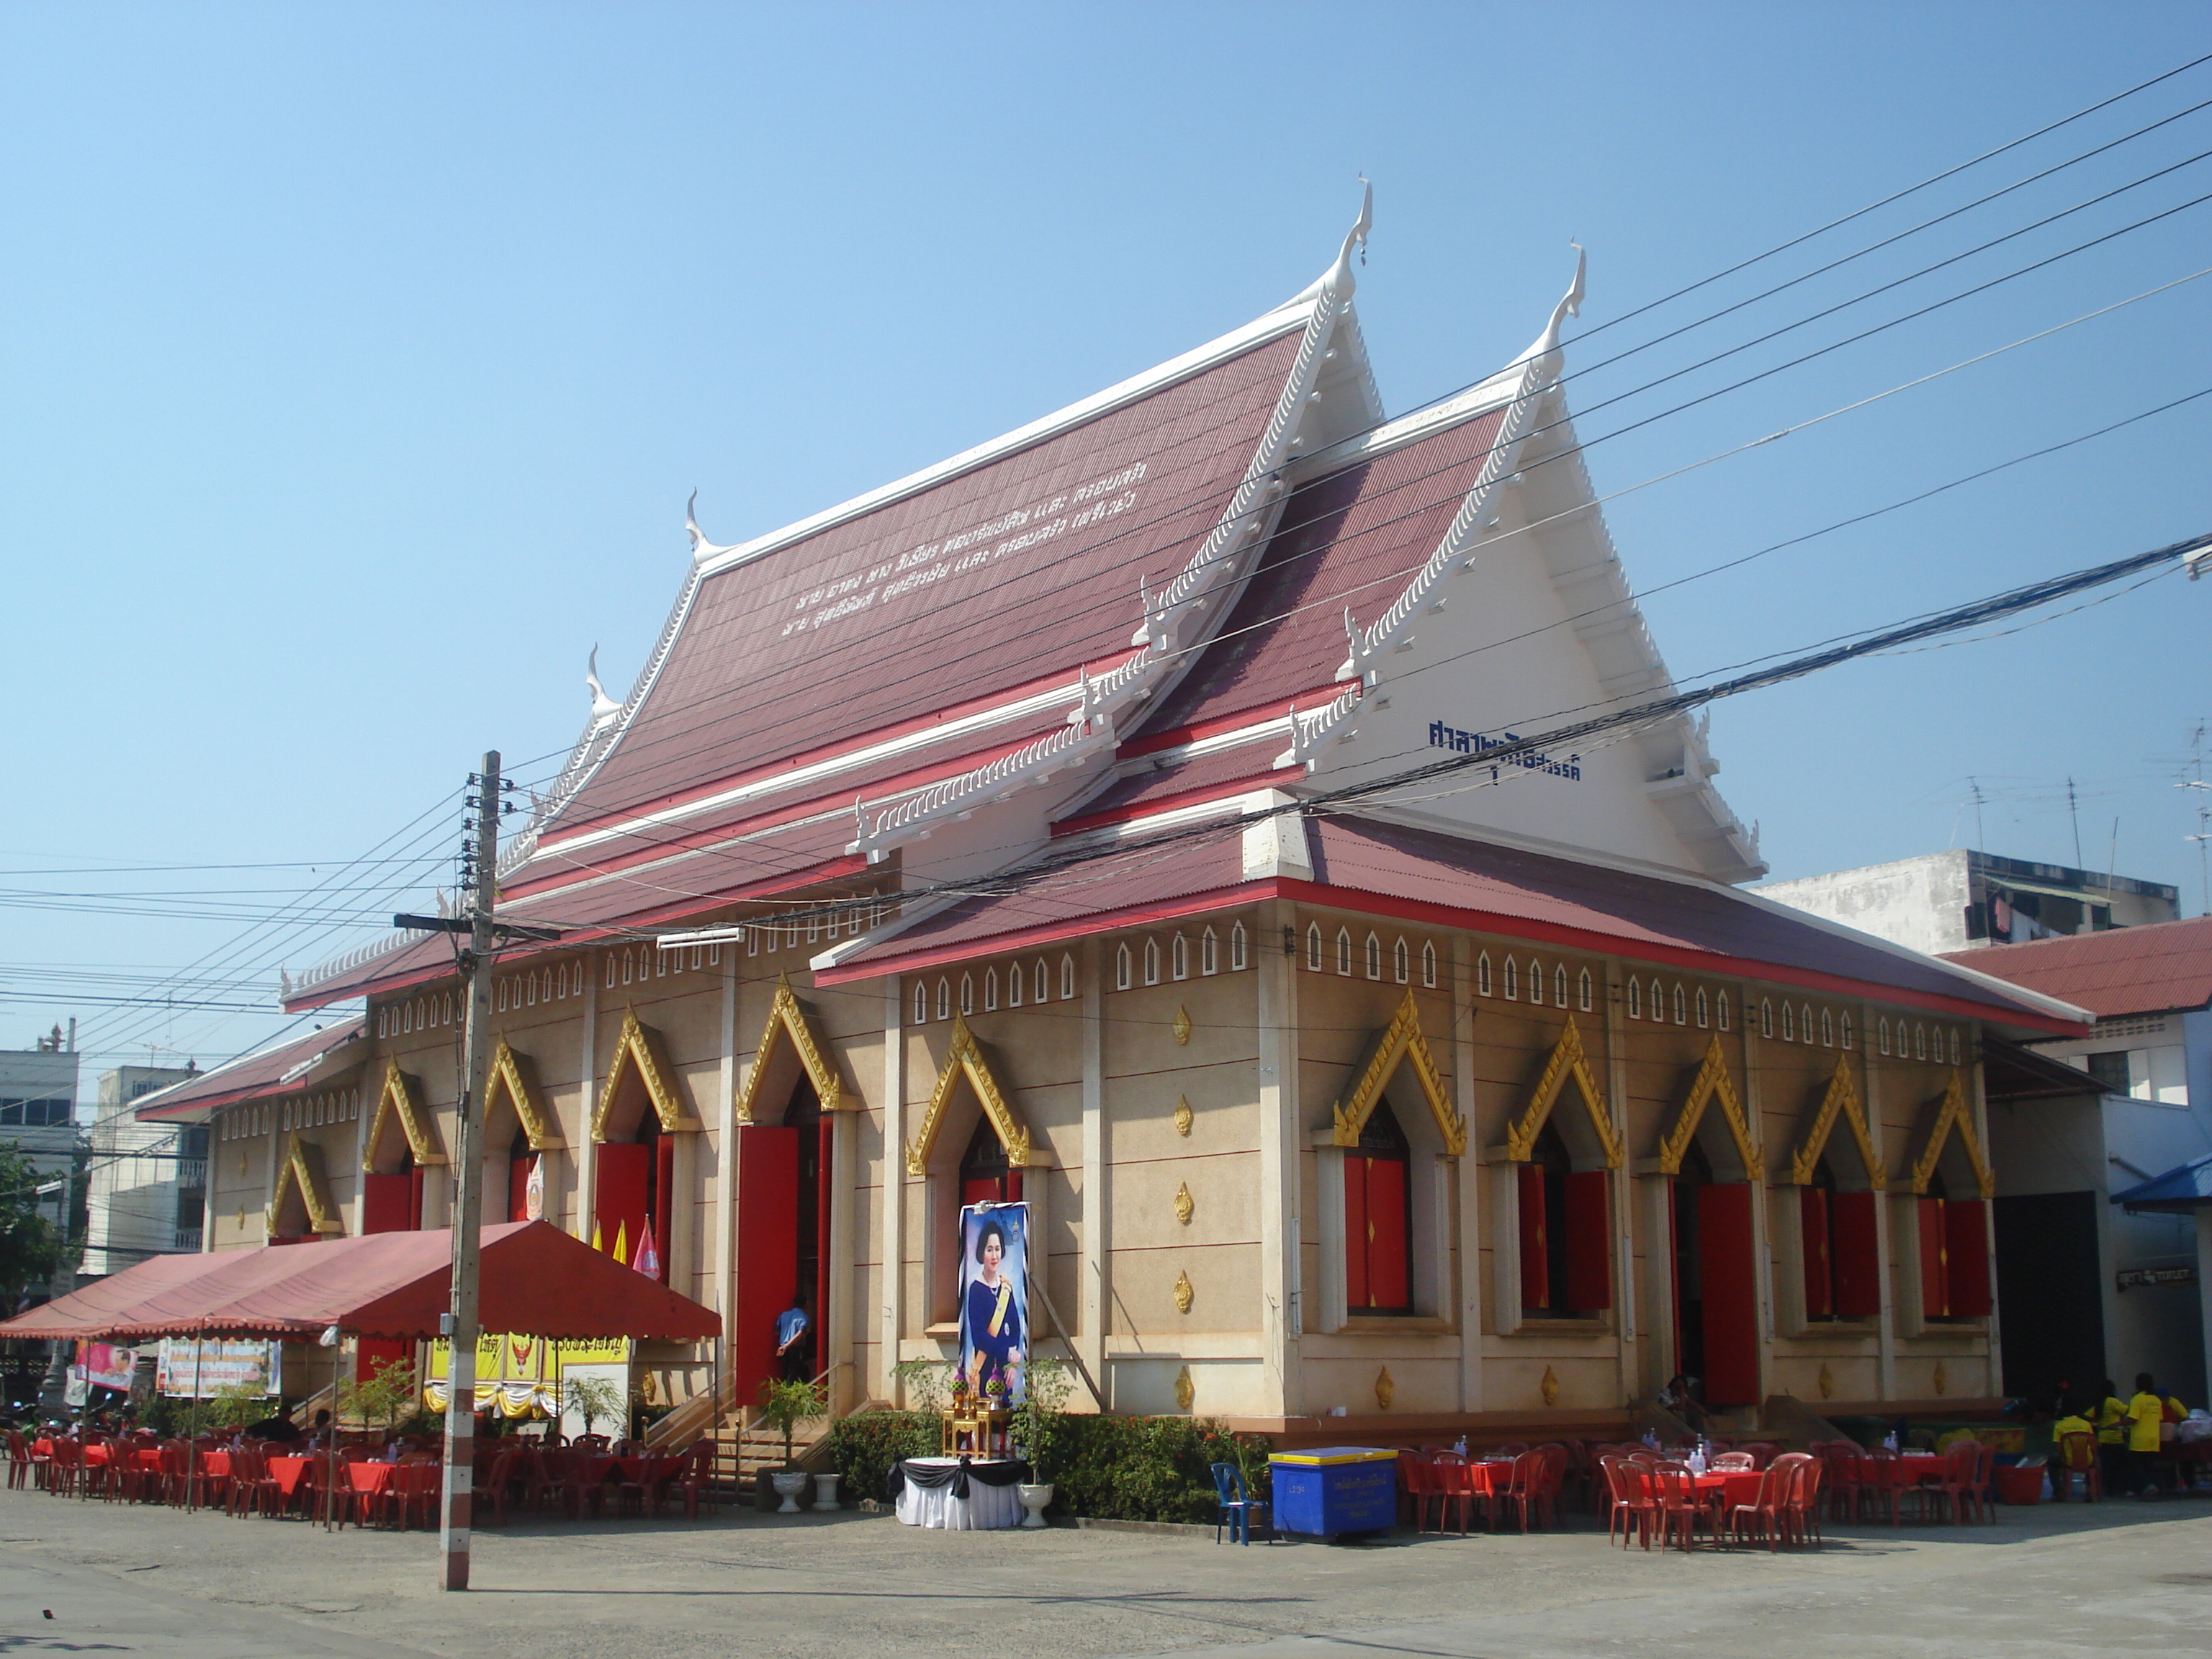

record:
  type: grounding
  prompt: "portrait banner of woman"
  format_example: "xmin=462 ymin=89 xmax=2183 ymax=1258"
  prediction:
xmin=958 ymin=1202 xmax=1029 ymax=1406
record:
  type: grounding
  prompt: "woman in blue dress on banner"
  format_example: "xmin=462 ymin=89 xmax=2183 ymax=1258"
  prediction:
xmin=963 ymin=1215 xmax=1025 ymax=1398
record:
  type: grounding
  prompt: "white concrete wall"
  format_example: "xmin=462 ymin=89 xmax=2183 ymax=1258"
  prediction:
xmin=1755 ymin=853 xmax=1972 ymax=957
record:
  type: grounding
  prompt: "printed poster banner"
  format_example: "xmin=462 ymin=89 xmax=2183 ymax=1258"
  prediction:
xmin=424 ymin=1334 xmax=630 ymax=1381
xmin=154 ymin=1338 xmax=278 ymax=1398
xmin=957 ymin=1200 xmax=1029 ymax=1406
xmin=72 ymin=1342 xmax=138 ymax=1393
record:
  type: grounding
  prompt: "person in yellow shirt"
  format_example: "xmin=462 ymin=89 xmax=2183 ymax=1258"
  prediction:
xmin=2093 ymin=1380 xmax=2129 ymax=1493
xmin=2049 ymin=1401 xmax=2097 ymax=1499
xmin=2125 ymin=1372 xmax=2166 ymax=1496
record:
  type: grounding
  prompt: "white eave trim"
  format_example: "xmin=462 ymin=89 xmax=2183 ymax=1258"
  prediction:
xmin=693 ymin=301 xmax=1317 ymax=580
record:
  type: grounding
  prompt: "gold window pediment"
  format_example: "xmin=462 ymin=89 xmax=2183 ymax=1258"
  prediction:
xmin=1331 ymin=988 xmax=1466 ymax=1156
xmin=905 ymin=1016 xmax=1029 ymax=1177
xmin=1905 ymin=1069 xmax=1993 ymax=1198
xmin=363 ymin=1060 xmax=445 ymax=1171
xmin=1785 ymin=1056 xmax=1886 ymax=1190
xmin=1501 ymin=1016 xmax=1623 ymax=1168
xmin=268 ymin=1132 xmax=343 ymax=1237
xmin=734 ymin=975 xmax=851 ymax=1125
xmin=489 ymin=1038 xmax=565 ymax=1151
xmin=591 ymin=1008 xmax=703 ymax=1141
xmin=1654 ymin=1035 xmax=1759 ymax=1177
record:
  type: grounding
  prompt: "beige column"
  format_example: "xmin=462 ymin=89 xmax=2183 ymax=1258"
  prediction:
xmin=881 ymin=974 xmax=905 ymax=1401
xmin=1256 ymin=900 xmax=1303 ymax=1414
xmin=715 ymin=953 xmax=739 ymax=1332
xmin=1079 ymin=939 xmax=1107 ymax=1399
xmin=1452 ymin=934 xmax=1483 ymax=1413
xmin=576 ymin=968 xmax=599 ymax=1241
xmin=1604 ymin=963 xmax=1635 ymax=1405
xmin=1745 ymin=992 xmax=1774 ymax=1397
xmin=1969 ymin=1035 xmax=2000 ymax=1397
xmin=1866 ymin=1036 xmax=1897 ymax=1398
xmin=829 ymin=1095 xmax=858 ymax=1413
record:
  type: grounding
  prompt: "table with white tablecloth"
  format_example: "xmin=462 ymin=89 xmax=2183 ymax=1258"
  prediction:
xmin=892 ymin=1456 xmax=1025 ymax=1529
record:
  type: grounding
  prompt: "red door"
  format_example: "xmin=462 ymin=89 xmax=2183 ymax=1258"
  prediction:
xmin=734 ymin=1128 xmax=799 ymax=1405
xmin=361 ymin=1172 xmax=413 ymax=1234
xmin=1362 ymin=1155 xmax=1410 ymax=1311
xmin=1698 ymin=1183 xmax=1759 ymax=1407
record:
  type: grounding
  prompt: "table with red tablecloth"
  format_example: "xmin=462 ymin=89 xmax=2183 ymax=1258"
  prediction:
xmin=1692 ymin=1469 xmax=1768 ymax=1511
xmin=565 ymin=1452 xmax=685 ymax=1514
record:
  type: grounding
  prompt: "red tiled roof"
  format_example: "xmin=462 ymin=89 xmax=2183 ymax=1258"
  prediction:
xmin=547 ymin=329 xmax=1308 ymax=832
xmin=134 ymin=1018 xmax=369 ymax=1121
xmin=1938 ymin=915 xmax=2212 ymax=1019
xmin=822 ymin=814 xmax=2086 ymax=1033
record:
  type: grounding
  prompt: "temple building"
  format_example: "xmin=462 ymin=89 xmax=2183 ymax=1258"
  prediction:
xmin=140 ymin=195 xmax=2093 ymax=1435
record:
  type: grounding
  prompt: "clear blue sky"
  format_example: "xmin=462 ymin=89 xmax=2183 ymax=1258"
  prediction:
xmin=4 ymin=2 xmax=2209 ymax=1081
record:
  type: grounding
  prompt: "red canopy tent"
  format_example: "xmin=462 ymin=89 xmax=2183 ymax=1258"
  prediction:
xmin=1 ymin=1220 xmax=720 ymax=1342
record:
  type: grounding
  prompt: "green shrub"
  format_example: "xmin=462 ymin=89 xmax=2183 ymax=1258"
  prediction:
xmin=1048 ymin=1416 xmax=1270 ymax=1524
xmin=827 ymin=1408 xmax=938 ymax=1501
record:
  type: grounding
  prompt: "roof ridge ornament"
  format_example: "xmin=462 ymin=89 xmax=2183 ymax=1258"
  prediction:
xmin=685 ymin=489 xmax=740 ymax=563
xmin=1289 ymin=177 xmax=1373 ymax=307
xmin=584 ymin=645 xmax=624 ymax=727
xmin=1529 ymin=240 xmax=1586 ymax=364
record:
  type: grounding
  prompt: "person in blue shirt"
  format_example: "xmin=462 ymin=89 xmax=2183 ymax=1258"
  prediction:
xmin=775 ymin=1295 xmax=812 ymax=1382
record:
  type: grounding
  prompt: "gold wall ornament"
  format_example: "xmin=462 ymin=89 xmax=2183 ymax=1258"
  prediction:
xmin=237 ymin=1151 xmax=248 ymax=1178
xmin=362 ymin=1059 xmax=446 ymax=1172
xmin=1785 ymin=1056 xmax=1887 ymax=1190
xmin=1331 ymin=987 xmax=1468 ymax=1156
xmin=1173 ymin=1095 xmax=1193 ymax=1137
xmin=1172 ymin=1006 xmax=1192 ymax=1046
xmin=733 ymin=974 xmax=850 ymax=1127
xmin=904 ymin=1015 xmax=1030 ymax=1177
xmin=1172 ymin=1269 xmax=1195 ymax=1314
xmin=1174 ymin=1365 xmax=1195 ymax=1411
xmin=1905 ymin=1070 xmax=1995 ymax=1199
xmin=1654 ymin=1035 xmax=1760 ymax=1175
xmin=592 ymin=1008 xmax=703 ymax=1141
xmin=1817 ymin=1362 xmax=1835 ymax=1401
xmin=1375 ymin=1366 xmax=1395 ymax=1410
xmin=1174 ymin=1182 xmax=1195 ymax=1226
xmin=1502 ymin=1017 xmax=1621 ymax=1168
xmin=487 ymin=1038 xmax=565 ymax=1151
xmin=1932 ymin=1359 xmax=1948 ymax=1397
xmin=235 ymin=1206 xmax=248 ymax=1233
xmin=266 ymin=1132 xmax=344 ymax=1236
xmin=1539 ymin=1364 xmax=1561 ymax=1407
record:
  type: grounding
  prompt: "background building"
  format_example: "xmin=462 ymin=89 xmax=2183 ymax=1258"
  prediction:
xmin=82 ymin=1063 xmax=203 ymax=1275
xmin=1757 ymin=849 xmax=2180 ymax=958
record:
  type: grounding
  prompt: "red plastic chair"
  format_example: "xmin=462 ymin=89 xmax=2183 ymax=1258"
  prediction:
xmin=4 ymin=1430 xmax=31 ymax=1491
xmin=1929 ymin=1442 xmax=1984 ymax=1525
xmin=1735 ymin=1442 xmax=1781 ymax=1470
xmin=675 ymin=1439 xmax=719 ymax=1520
xmin=1601 ymin=1457 xmax=1654 ymax=1549
xmin=1493 ymin=1450 xmax=1547 ymax=1534
xmin=2056 ymin=1431 xmax=2102 ymax=1503
xmin=1785 ymin=1454 xmax=1825 ymax=1546
xmin=1727 ymin=1455 xmax=1801 ymax=1551
xmin=1712 ymin=1451 xmax=1756 ymax=1471
xmin=1426 ymin=1452 xmax=1478 ymax=1536
xmin=1648 ymin=1466 xmax=1717 ymax=1552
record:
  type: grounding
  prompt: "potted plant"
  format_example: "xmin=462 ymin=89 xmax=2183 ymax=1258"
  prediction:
xmin=1010 ymin=1356 xmax=1072 ymax=1527
xmin=560 ymin=1372 xmax=626 ymax=1444
xmin=756 ymin=1376 xmax=828 ymax=1513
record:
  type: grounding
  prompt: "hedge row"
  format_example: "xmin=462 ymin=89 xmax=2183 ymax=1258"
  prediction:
xmin=825 ymin=1409 xmax=1271 ymax=1524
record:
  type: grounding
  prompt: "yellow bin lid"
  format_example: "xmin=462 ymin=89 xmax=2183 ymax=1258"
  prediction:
xmin=1269 ymin=1446 xmax=1398 ymax=1466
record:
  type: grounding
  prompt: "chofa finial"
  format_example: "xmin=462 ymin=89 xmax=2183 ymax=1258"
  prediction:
xmin=1324 ymin=176 xmax=1374 ymax=300
xmin=685 ymin=490 xmax=739 ymax=562
xmin=585 ymin=644 xmax=623 ymax=725
xmin=1537 ymin=240 xmax=1586 ymax=356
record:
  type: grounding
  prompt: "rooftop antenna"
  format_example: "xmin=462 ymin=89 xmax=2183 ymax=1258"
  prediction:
xmin=2185 ymin=719 xmax=2210 ymax=916
xmin=2067 ymin=775 xmax=2082 ymax=868
xmin=1969 ymin=778 xmax=1986 ymax=850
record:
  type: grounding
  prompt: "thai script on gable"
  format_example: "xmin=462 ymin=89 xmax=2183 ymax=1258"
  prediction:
xmin=778 ymin=462 xmax=1148 ymax=639
xmin=1428 ymin=721 xmax=1582 ymax=781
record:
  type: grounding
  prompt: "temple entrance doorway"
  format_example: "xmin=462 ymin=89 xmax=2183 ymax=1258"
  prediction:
xmin=1669 ymin=1136 xmax=1759 ymax=1408
xmin=733 ymin=1076 xmax=831 ymax=1403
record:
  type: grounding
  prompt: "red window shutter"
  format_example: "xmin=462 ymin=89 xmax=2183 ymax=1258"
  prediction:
xmin=1563 ymin=1170 xmax=1612 ymax=1310
xmin=1517 ymin=1164 xmax=1547 ymax=1311
xmin=1917 ymin=1196 xmax=1949 ymax=1319
xmin=1799 ymin=1187 xmax=1833 ymax=1318
xmin=1698 ymin=1182 xmax=1758 ymax=1407
xmin=815 ymin=1118 xmax=834 ymax=1341
xmin=408 ymin=1164 xmax=427 ymax=1231
xmin=732 ymin=1128 xmax=799 ymax=1403
xmin=1831 ymin=1191 xmax=1881 ymax=1318
xmin=1943 ymin=1197 xmax=1991 ymax=1317
xmin=361 ymin=1172 xmax=413 ymax=1235
xmin=1004 ymin=1167 xmax=1022 ymax=1205
xmin=654 ymin=1134 xmax=677 ymax=1285
xmin=1365 ymin=1156 xmax=1410 ymax=1311
xmin=1344 ymin=1156 xmax=1371 ymax=1310
xmin=508 ymin=1154 xmax=535 ymax=1225
xmin=962 ymin=1176 xmax=1002 ymax=1208
xmin=354 ymin=1336 xmax=408 ymax=1382
xmin=595 ymin=1143 xmax=651 ymax=1263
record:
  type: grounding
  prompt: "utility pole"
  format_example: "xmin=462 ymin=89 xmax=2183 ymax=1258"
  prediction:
xmin=393 ymin=754 xmax=558 ymax=1592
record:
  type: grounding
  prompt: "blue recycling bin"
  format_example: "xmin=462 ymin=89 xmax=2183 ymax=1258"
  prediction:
xmin=1269 ymin=1447 xmax=1398 ymax=1539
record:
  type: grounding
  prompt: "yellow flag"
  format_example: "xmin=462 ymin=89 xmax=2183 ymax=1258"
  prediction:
xmin=612 ymin=1220 xmax=628 ymax=1265
xmin=590 ymin=1218 xmax=604 ymax=1252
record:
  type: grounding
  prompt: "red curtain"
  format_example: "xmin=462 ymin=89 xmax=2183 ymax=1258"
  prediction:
xmin=507 ymin=1155 xmax=536 ymax=1226
xmin=653 ymin=1135 xmax=676 ymax=1286
xmin=733 ymin=1128 xmax=799 ymax=1404
xmin=1699 ymin=1183 xmax=1758 ymax=1406
xmin=1943 ymin=1198 xmax=1991 ymax=1317
xmin=1916 ymin=1196 xmax=1949 ymax=1319
xmin=1517 ymin=1164 xmax=1547 ymax=1310
xmin=360 ymin=1172 xmax=413 ymax=1235
xmin=1830 ymin=1191 xmax=1881 ymax=1318
xmin=1799 ymin=1187 xmax=1833 ymax=1318
xmin=814 ymin=1118 xmax=833 ymax=1357
xmin=1563 ymin=1171 xmax=1611 ymax=1311
xmin=595 ymin=1143 xmax=650 ymax=1264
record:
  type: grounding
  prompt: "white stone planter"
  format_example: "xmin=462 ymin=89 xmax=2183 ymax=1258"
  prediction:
xmin=1017 ymin=1482 xmax=1053 ymax=1528
xmin=812 ymin=1472 xmax=841 ymax=1511
xmin=770 ymin=1470 xmax=809 ymax=1514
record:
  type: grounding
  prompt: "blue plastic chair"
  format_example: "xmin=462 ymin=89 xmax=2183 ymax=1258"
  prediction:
xmin=1210 ymin=1462 xmax=1269 ymax=1545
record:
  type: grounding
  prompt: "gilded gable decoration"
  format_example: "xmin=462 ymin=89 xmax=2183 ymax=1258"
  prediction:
xmin=1905 ymin=1069 xmax=1994 ymax=1199
xmin=488 ymin=1039 xmax=565 ymax=1151
xmin=591 ymin=1008 xmax=703 ymax=1141
xmin=1331 ymin=987 xmax=1467 ymax=1156
xmin=1785 ymin=1055 xmax=1885 ymax=1189
xmin=1501 ymin=1015 xmax=1622 ymax=1168
xmin=267 ymin=1132 xmax=343 ymax=1236
xmin=904 ymin=1016 xmax=1030 ymax=1177
xmin=1654 ymin=1035 xmax=1759 ymax=1177
xmin=363 ymin=1059 xmax=445 ymax=1171
xmin=734 ymin=975 xmax=852 ymax=1126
